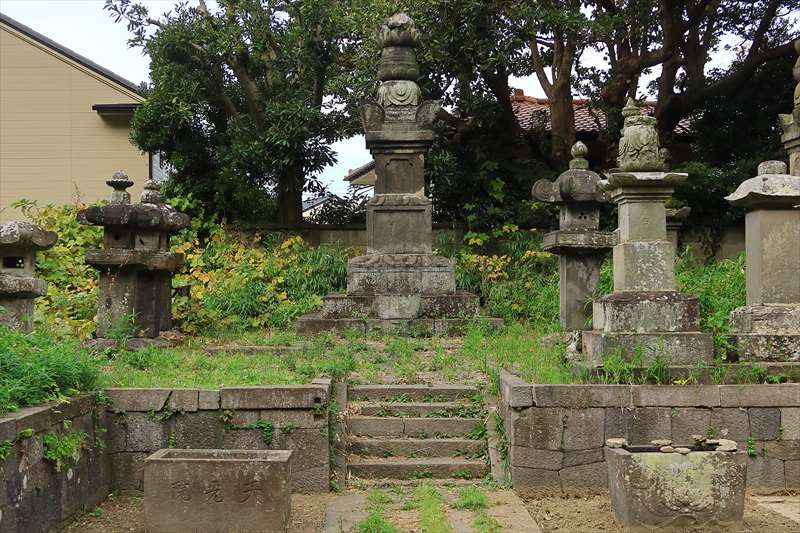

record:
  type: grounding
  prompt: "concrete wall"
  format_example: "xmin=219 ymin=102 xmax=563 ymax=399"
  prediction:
xmin=499 ymin=371 xmax=799 ymax=494
xmin=104 ymin=381 xmax=332 ymax=495
xmin=0 ymin=22 xmax=146 ymax=222
xmin=0 ymin=394 xmax=110 ymax=533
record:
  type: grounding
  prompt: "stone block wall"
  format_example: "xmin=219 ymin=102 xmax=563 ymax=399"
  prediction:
xmin=499 ymin=370 xmax=799 ymax=494
xmin=0 ymin=394 xmax=109 ymax=533
xmin=105 ymin=380 xmax=332 ymax=494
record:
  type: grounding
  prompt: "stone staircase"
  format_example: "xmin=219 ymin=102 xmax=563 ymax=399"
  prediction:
xmin=345 ymin=384 xmax=489 ymax=481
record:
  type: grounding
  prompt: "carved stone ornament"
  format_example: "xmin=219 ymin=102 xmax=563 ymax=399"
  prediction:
xmin=107 ymin=170 xmax=135 ymax=205
xmin=618 ymin=98 xmax=668 ymax=172
xmin=348 ymin=253 xmax=453 ymax=268
xmin=375 ymin=13 xmax=422 ymax=107
xmin=725 ymin=160 xmax=800 ymax=209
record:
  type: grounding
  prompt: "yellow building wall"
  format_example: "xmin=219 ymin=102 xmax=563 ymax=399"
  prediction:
xmin=0 ymin=23 xmax=147 ymax=222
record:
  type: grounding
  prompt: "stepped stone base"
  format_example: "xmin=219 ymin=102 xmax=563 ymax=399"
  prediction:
xmin=347 ymin=254 xmax=456 ymax=293
xmin=729 ymin=305 xmax=800 ymax=362
xmin=582 ymin=330 xmax=714 ymax=366
xmin=593 ymin=291 xmax=701 ymax=332
xmin=297 ymin=314 xmax=501 ymax=336
xmin=321 ymin=290 xmax=479 ymax=320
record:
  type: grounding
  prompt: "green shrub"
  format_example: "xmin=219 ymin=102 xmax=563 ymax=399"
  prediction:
xmin=0 ymin=327 xmax=99 ymax=414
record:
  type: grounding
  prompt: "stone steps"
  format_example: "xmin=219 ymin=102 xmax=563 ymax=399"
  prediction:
xmin=355 ymin=401 xmax=474 ymax=417
xmin=348 ymin=384 xmax=479 ymax=402
xmin=347 ymin=416 xmax=482 ymax=438
xmin=349 ymin=436 xmax=486 ymax=458
xmin=347 ymin=456 xmax=488 ymax=480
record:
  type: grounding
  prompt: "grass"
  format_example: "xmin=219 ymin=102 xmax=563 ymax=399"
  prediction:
xmin=355 ymin=490 xmax=399 ymax=533
xmin=0 ymin=327 xmax=99 ymax=414
xmin=412 ymin=482 xmax=454 ymax=533
xmin=451 ymin=486 xmax=488 ymax=510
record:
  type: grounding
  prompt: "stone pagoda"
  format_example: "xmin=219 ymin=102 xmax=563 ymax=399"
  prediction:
xmin=80 ymin=171 xmax=189 ymax=344
xmin=532 ymin=142 xmax=615 ymax=331
xmin=582 ymin=99 xmax=713 ymax=365
xmin=298 ymin=13 xmax=493 ymax=335
xmin=0 ymin=221 xmax=57 ymax=332
xmin=779 ymin=39 xmax=800 ymax=175
xmin=724 ymin=158 xmax=799 ymax=360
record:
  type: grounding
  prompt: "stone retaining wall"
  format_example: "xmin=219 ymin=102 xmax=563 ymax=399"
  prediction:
xmin=105 ymin=379 xmax=332 ymax=494
xmin=0 ymin=394 xmax=109 ymax=533
xmin=499 ymin=370 xmax=799 ymax=494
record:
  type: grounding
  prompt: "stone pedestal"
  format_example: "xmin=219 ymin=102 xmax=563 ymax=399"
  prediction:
xmin=79 ymin=172 xmax=189 ymax=343
xmin=582 ymin=100 xmax=713 ymax=365
xmin=725 ymin=161 xmax=800 ymax=361
xmin=533 ymin=142 xmax=615 ymax=331
xmin=0 ymin=222 xmax=56 ymax=332
xmin=298 ymin=13 xmax=495 ymax=335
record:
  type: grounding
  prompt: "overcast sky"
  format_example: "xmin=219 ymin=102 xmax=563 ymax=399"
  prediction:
xmin=1 ymin=0 xmax=758 ymax=197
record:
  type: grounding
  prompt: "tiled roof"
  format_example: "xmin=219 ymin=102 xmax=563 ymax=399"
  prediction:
xmin=511 ymin=90 xmax=692 ymax=136
xmin=344 ymin=161 xmax=376 ymax=182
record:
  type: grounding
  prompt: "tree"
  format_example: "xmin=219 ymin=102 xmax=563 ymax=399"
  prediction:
xmin=105 ymin=0 xmax=354 ymax=223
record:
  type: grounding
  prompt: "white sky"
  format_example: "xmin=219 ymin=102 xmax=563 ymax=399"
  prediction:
xmin=1 ymin=0 xmax=761 ymax=196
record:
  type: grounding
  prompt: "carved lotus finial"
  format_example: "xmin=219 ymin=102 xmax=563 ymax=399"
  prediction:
xmin=377 ymin=13 xmax=419 ymax=48
xmin=617 ymin=99 xmax=667 ymax=172
xmin=106 ymin=170 xmax=134 ymax=205
xmin=376 ymin=13 xmax=422 ymax=107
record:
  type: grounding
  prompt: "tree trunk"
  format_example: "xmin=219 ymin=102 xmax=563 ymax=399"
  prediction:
xmin=277 ymin=167 xmax=304 ymax=224
xmin=549 ymin=82 xmax=576 ymax=166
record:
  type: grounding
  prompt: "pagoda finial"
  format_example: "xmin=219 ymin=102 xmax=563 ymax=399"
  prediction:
xmin=140 ymin=179 xmax=164 ymax=204
xmin=376 ymin=13 xmax=422 ymax=107
xmin=617 ymin=99 xmax=667 ymax=172
xmin=106 ymin=170 xmax=134 ymax=205
xmin=569 ymin=141 xmax=590 ymax=170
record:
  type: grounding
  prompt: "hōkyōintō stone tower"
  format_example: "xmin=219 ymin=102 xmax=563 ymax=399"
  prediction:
xmin=581 ymin=99 xmax=714 ymax=365
xmin=79 ymin=172 xmax=189 ymax=345
xmin=725 ymin=162 xmax=800 ymax=361
xmin=298 ymin=13 xmax=498 ymax=335
xmin=532 ymin=141 xmax=615 ymax=331
xmin=0 ymin=221 xmax=57 ymax=332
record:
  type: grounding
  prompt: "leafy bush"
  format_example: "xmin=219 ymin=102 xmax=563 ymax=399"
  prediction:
xmin=14 ymin=200 xmax=102 ymax=338
xmin=0 ymin=327 xmax=99 ymax=414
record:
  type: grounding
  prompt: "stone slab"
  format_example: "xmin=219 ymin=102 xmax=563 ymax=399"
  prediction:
xmin=731 ymin=305 xmax=800 ymax=334
xmin=220 ymin=385 xmax=328 ymax=410
xmin=297 ymin=314 xmax=502 ymax=336
xmin=631 ymin=385 xmax=720 ymax=407
xmin=143 ymin=449 xmax=291 ymax=533
xmin=593 ymin=291 xmax=701 ymax=332
xmin=719 ymin=385 xmax=800 ymax=407
xmin=730 ymin=333 xmax=800 ymax=362
xmin=500 ymin=369 xmax=533 ymax=407
xmin=532 ymin=384 xmax=631 ymax=407
xmin=106 ymin=388 xmax=171 ymax=412
xmin=582 ymin=330 xmax=714 ymax=366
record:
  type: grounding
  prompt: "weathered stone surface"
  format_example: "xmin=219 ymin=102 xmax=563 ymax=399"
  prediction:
xmin=123 ymin=413 xmax=168 ymax=452
xmin=513 ymin=408 xmax=563 ymax=450
xmin=746 ymin=456 xmax=786 ymax=490
xmin=560 ymin=461 xmax=607 ymax=490
xmin=173 ymin=412 xmax=225 ymax=449
xmin=781 ymin=407 xmax=800 ymax=440
xmin=749 ymin=408 xmax=782 ymax=440
xmin=510 ymin=466 xmax=561 ymax=494
xmin=510 ymin=447 xmax=563 ymax=470
xmin=612 ymin=240 xmax=676 ymax=292
xmin=671 ymin=408 xmax=711 ymax=444
xmin=731 ymin=305 xmax=800 ymax=334
xmin=500 ymin=369 xmax=533 ymax=408
xmin=168 ymin=389 xmax=199 ymax=412
xmin=709 ymin=408 xmax=751 ymax=441
xmin=786 ymin=461 xmax=800 ymax=488
xmin=606 ymin=448 xmax=747 ymax=528
xmin=106 ymin=388 xmax=171 ymax=412
xmin=593 ymin=292 xmax=701 ymax=333
xmin=562 ymin=409 xmax=605 ymax=450
xmin=111 ymin=452 xmax=147 ymax=492
xmin=220 ymin=385 xmax=328 ymax=410
xmin=605 ymin=408 xmax=627 ymax=441
xmin=8 ymin=404 xmax=52 ymax=434
xmin=731 ymin=333 xmax=800 ymax=362
xmin=532 ymin=384 xmax=630 ymax=407
xmin=751 ymin=440 xmax=800 ymax=461
xmin=144 ymin=449 xmax=292 ymax=533
xmin=349 ymin=383 xmax=477 ymax=401
xmin=632 ymin=385 xmax=719 ymax=407
xmin=719 ymin=385 xmax=800 ymax=407
xmin=198 ymin=389 xmax=220 ymax=410
xmin=625 ymin=408 xmax=671 ymax=445
xmin=562 ymin=448 xmax=604 ymax=468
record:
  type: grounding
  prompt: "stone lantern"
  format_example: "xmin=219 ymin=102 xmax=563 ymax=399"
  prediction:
xmin=298 ymin=13 xmax=498 ymax=334
xmin=725 ymin=160 xmax=800 ymax=361
xmin=0 ymin=221 xmax=56 ymax=332
xmin=581 ymin=99 xmax=714 ymax=365
xmin=80 ymin=171 xmax=189 ymax=342
xmin=532 ymin=142 xmax=615 ymax=331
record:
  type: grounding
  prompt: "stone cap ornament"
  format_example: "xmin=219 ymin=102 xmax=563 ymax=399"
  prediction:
xmin=533 ymin=142 xmax=609 ymax=204
xmin=80 ymin=173 xmax=190 ymax=233
xmin=0 ymin=221 xmax=57 ymax=250
xmin=725 ymin=160 xmax=800 ymax=209
xmin=360 ymin=13 xmax=441 ymax=136
xmin=617 ymin=98 xmax=668 ymax=172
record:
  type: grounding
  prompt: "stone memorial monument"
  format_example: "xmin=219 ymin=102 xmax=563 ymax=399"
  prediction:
xmin=80 ymin=171 xmax=189 ymax=344
xmin=582 ymin=99 xmax=714 ymax=365
xmin=779 ymin=39 xmax=800 ymax=175
xmin=0 ymin=221 xmax=57 ymax=332
xmin=298 ymin=13 xmax=496 ymax=335
xmin=725 ymin=160 xmax=800 ymax=361
xmin=532 ymin=142 xmax=615 ymax=331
